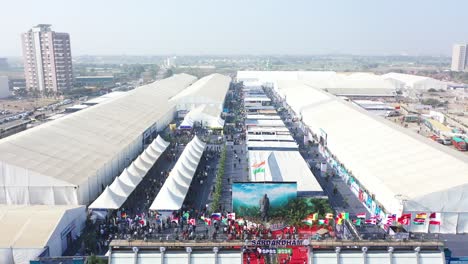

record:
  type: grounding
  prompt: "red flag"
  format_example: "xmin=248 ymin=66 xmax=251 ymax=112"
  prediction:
xmin=398 ymin=214 xmax=411 ymax=225
xmin=188 ymin=218 xmax=196 ymax=226
xmin=365 ymin=219 xmax=376 ymax=225
xmin=429 ymin=213 xmax=441 ymax=225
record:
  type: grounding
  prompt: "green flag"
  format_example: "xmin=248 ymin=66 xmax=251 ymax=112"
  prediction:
xmin=354 ymin=219 xmax=361 ymax=226
xmin=253 ymin=167 xmax=265 ymax=174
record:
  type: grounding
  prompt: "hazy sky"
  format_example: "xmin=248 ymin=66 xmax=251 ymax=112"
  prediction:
xmin=1 ymin=0 xmax=467 ymax=56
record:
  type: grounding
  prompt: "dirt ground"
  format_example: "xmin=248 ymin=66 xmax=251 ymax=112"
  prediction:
xmin=0 ymin=97 xmax=59 ymax=113
xmin=385 ymin=115 xmax=468 ymax=155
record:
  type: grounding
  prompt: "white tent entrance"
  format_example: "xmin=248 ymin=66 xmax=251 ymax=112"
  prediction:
xmin=89 ymin=136 xmax=170 ymax=210
xmin=150 ymin=136 xmax=206 ymax=211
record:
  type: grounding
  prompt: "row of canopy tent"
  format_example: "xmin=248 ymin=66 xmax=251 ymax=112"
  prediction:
xmin=89 ymin=136 xmax=170 ymax=209
xmin=179 ymin=104 xmax=225 ymax=130
xmin=150 ymin=136 xmax=206 ymax=212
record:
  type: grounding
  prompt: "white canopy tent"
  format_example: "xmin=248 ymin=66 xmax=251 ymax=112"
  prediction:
xmin=89 ymin=136 xmax=170 ymax=210
xmin=119 ymin=168 xmax=142 ymax=188
xmin=179 ymin=104 xmax=225 ymax=129
xmin=150 ymin=136 xmax=206 ymax=211
xmin=88 ymin=187 xmax=127 ymax=210
xmin=248 ymin=151 xmax=323 ymax=196
xmin=109 ymin=176 xmax=133 ymax=197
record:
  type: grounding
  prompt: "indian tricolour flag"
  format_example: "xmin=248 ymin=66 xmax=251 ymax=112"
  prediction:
xmin=252 ymin=161 xmax=266 ymax=175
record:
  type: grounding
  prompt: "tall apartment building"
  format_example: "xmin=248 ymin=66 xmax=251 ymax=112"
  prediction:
xmin=21 ymin=24 xmax=73 ymax=92
xmin=451 ymin=44 xmax=468 ymax=72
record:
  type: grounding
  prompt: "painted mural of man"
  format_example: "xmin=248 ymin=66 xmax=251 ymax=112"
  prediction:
xmin=259 ymin=193 xmax=270 ymax=222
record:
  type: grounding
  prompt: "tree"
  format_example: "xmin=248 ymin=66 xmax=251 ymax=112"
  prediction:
xmin=87 ymin=255 xmax=106 ymax=264
xmin=421 ymin=98 xmax=442 ymax=107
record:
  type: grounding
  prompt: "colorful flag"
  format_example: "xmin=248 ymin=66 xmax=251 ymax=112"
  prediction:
xmin=204 ymin=218 xmax=212 ymax=226
xmin=252 ymin=161 xmax=266 ymax=168
xmin=339 ymin=212 xmax=349 ymax=220
xmin=365 ymin=219 xmax=376 ymax=225
xmin=303 ymin=219 xmax=313 ymax=226
xmin=211 ymin=213 xmax=222 ymax=220
xmin=253 ymin=167 xmax=265 ymax=174
xmin=388 ymin=214 xmax=397 ymax=221
xmin=385 ymin=215 xmax=395 ymax=225
xmin=429 ymin=213 xmax=441 ymax=225
xmin=336 ymin=217 xmax=343 ymax=225
xmin=398 ymin=217 xmax=409 ymax=225
xmin=227 ymin=212 xmax=236 ymax=220
xmin=354 ymin=219 xmax=362 ymax=226
xmin=413 ymin=218 xmax=425 ymax=225
xmin=318 ymin=219 xmax=327 ymax=225
xmin=415 ymin=213 xmax=427 ymax=219
xmin=397 ymin=213 xmax=411 ymax=225
xmin=308 ymin=213 xmax=318 ymax=221
xmin=188 ymin=218 xmax=196 ymax=226
xmin=356 ymin=212 xmax=366 ymax=219
xmin=325 ymin=213 xmax=334 ymax=219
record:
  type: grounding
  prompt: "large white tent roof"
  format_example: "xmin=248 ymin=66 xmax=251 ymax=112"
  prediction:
xmin=150 ymin=136 xmax=206 ymax=211
xmin=238 ymin=71 xmax=397 ymax=96
xmin=0 ymin=74 xmax=196 ymax=189
xmin=0 ymin=205 xmax=85 ymax=263
xmin=382 ymin=72 xmax=434 ymax=86
xmin=277 ymin=80 xmax=468 ymax=213
xmin=382 ymin=72 xmax=447 ymax=90
xmin=170 ymin=73 xmax=231 ymax=106
xmin=237 ymin=71 xmax=336 ymax=83
xmin=249 ymin=151 xmax=323 ymax=195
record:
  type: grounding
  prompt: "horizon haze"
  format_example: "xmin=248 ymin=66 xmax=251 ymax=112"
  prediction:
xmin=1 ymin=0 xmax=468 ymax=57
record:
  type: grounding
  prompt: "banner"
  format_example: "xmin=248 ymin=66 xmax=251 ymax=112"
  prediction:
xmin=232 ymin=182 xmax=297 ymax=218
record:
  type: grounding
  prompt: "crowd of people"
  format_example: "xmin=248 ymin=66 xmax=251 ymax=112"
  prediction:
xmin=87 ymin=126 xmax=230 ymax=253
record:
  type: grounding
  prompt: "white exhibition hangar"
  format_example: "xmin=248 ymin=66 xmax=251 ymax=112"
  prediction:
xmin=0 ymin=73 xmax=232 ymax=262
xmin=239 ymin=71 xmax=468 ymax=234
xmin=0 ymin=74 xmax=197 ymax=206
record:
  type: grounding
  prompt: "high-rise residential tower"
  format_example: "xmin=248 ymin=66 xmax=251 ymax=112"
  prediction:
xmin=451 ymin=44 xmax=467 ymax=72
xmin=21 ymin=24 xmax=73 ymax=92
